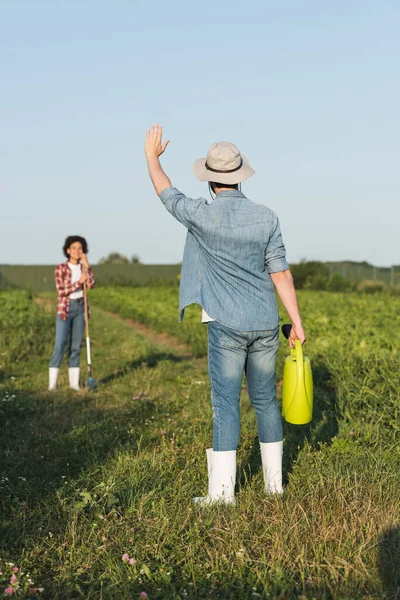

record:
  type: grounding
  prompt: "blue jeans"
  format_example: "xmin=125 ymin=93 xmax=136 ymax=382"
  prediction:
xmin=208 ymin=321 xmax=282 ymax=451
xmin=49 ymin=299 xmax=85 ymax=368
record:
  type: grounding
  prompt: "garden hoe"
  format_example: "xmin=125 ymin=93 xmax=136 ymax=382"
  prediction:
xmin=83 ymin=282 xmax=98 ymax=391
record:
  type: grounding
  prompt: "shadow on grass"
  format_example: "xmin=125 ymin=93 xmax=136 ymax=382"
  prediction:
xmin=43 ymin=560 xmax=344 ymax=599
xmin=183 ymin=577 xmax=335 ymax=600
xmin=24 ymin=566 xmax=339 ymax=600
xmin=98 ymin=349 xmax=190 ymax=385
xmin=239 ymin=358 xmax=339 ymax=486
xmin=377 ymin=526 xmax=400 ymax=600
xmin=131 ymin=576 xmax=335 ymax=600
xmin=282 ymin=359 xmax=340 ymax=484
xmin=0 ymin=350 xmax=189 ymax=555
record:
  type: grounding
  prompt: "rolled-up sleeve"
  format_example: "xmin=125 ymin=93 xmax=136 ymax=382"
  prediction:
xmin=265 ymin=215 xmax=290 ymax=273
xmin=159 ymin=187 xmax=203 ymax=230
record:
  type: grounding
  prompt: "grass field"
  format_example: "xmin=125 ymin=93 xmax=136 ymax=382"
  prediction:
xmin=0 ymin=288 xmax=399 ymax=599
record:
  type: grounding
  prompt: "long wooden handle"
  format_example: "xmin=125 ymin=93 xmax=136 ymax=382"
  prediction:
xmin=83 ymin=281 xmax=91 ymax=369
xmin=83 ymin=281 xmax=89 ymax=338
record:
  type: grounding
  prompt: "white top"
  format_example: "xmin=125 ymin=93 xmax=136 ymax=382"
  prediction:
xmin=68 ymin=262 xmax=83 ymax=299
xmin=201 ymin=308 xmax=215 ymax=323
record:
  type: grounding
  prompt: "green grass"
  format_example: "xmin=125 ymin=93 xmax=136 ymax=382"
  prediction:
xmin=0 ymin=291 xmax=54 ymax=378
xmin=0 ymin=290 xmax=399 ymax=599
xmin=91 ymin=288 xmax=400 ymax=438
xmin=90 ymin=287 xmax=208 ymax=357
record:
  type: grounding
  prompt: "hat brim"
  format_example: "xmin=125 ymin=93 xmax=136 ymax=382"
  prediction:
xmin=193 ymin=153 xmax=255 ymax=184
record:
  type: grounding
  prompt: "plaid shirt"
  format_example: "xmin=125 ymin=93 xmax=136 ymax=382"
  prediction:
xmin=55 ymin=261 xmax=95 ymax=321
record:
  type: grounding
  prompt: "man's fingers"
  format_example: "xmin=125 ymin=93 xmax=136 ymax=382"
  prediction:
xmin=157 ymin=125 xmax=163 ymax=146
xmin=289 ymin=331 xmax=306 ymax=346
xmin=145 ymin=124 xmax=167 ymax=157
xmin=148 ymin=124 xmax=160 ymax=144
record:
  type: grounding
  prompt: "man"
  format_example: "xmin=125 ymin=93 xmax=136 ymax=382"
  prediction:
xmin=145 ymin=124 xmax=305 ymax=504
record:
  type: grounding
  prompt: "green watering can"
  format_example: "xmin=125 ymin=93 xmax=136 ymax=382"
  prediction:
xmin=281 ymin=325 xmax=313 ymax=425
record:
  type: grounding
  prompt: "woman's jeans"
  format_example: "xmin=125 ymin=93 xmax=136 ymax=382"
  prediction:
xmin=49 ymin=299 xmax=85 ymax=368
xmin=208 ymin=321 xmax=282 ymax=451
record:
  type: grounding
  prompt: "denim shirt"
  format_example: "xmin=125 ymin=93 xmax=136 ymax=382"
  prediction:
xmin=159 ymin=187 xmax=289 ymax=331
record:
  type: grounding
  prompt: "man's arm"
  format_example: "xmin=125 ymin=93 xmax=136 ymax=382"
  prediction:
xmin=270 ymin=269 xmax=306 ymax=347
xmin=145 ymin=124 xmax=171 ymax=196
xmin=144 ymin=124 xmax=203 ymax=229
xmin=264 ymin=215 xmax=305 ymax=346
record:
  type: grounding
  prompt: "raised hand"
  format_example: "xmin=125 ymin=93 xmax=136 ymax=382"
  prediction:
xmin=145 ymin=124 xmax=170 ymax=160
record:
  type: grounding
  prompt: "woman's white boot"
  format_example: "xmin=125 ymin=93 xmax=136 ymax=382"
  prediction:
xmin=48 ymin=368 xmax=59 ymax=391
xmin=260 ymin=441 xmax=283 ymax=494
xmin=193 ymin=448 xmax=236 ymax=505
xmin=68 ymin=367 xmax=80 ymax=391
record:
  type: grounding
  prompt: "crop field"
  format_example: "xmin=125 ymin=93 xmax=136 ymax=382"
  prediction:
xmin=0 ymin=288 xmax=399 ymax=599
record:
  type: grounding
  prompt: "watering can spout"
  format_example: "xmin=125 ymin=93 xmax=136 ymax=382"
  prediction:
xmin=281 ymin=332 xmax=313 ymax=425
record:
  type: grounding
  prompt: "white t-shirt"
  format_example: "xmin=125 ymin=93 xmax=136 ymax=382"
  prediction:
xmin=68 ymin=263 xmax=84 ymax=299
xmin=201 ymin=308 xmax=215 ymax=323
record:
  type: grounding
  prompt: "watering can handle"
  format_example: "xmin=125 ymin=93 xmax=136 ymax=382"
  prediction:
xmin=282 ymin=324 xmax=304 ymax=385
xmin=294 ymin=339 xmax=304 ymax=384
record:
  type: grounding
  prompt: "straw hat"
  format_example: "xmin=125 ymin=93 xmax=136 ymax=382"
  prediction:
xmin=193 ymin=142 xmax=255 ymax=185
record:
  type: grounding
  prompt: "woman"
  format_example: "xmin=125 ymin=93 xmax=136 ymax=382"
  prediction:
xmin=48 ymin=235 xmax=95 ymax=391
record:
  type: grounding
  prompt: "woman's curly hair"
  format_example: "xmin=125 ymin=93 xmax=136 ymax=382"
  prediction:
xmin=62 ymin=235 xmax=89 ymax=259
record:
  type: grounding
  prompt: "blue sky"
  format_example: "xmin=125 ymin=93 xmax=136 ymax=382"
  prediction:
xmin=1 ymin=0 xmax=399 ymax=266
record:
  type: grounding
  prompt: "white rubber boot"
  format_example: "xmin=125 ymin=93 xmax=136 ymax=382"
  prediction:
xmin=193 ymin=448 xmax=213 ymax=504
xmin=68 ymin=367 xmax=80 ymax=391
xmin=193 ymin=448 xmax=236 ymax=505
xmin=48 ymin=368 xmax=59 ymax=391
xmin=260 ymin=441 xmax=283 ymax=494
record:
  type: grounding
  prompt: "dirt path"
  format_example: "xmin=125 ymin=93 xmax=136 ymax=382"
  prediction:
xmin=35 ymin=294 xmax=281 ymax=393
xmin=35 ymin=294 xmax=197 ymax=360
xmin=102 ymin=309 xmax=195 ymax=359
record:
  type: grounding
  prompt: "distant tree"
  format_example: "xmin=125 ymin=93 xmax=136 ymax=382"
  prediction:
xmin=131 ymin=254 xmax=140 ymax=264
xmin=326 ymin=273 xmax=352 ymax=292
xmin=98 ymin=252 xmax=129 ymax=264
xmin=290 ymin=261 xmax=330 ymax=289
